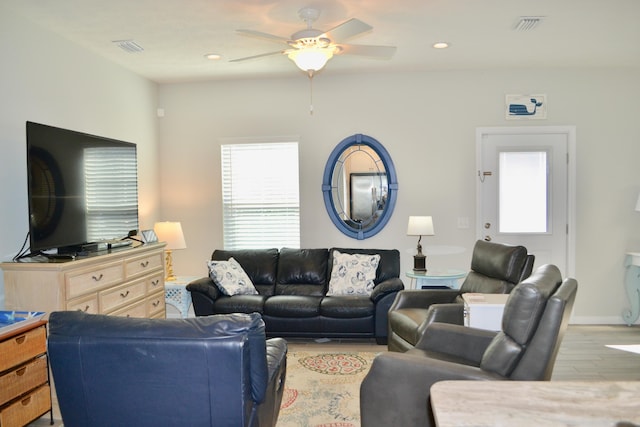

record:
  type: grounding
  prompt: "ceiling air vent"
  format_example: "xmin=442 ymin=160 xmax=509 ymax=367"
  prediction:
xmin=513 ymin=16 xmax=545 ymax=31
xmin=112 ymin=40 xmax=144 ymax=53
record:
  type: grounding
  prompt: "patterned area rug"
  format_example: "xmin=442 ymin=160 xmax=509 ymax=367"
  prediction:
xmin=277 ymin=351 xmax=378 ymax=427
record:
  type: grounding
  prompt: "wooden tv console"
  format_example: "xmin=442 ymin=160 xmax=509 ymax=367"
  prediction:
xmin=1 ymin=243 xmax=166 ymax=319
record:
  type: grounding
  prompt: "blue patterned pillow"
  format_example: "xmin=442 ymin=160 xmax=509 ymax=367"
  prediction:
xmin=207 ymin=257 xmax=257 ymax=296
xmin=327 ymin=251 xmax=380 ymax=296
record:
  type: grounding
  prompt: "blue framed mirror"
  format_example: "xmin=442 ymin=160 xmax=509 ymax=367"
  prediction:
xmin=322 ymin=134 xmax=398 ymax=239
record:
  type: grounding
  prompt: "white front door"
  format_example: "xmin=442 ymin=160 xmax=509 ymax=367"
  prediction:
xmin=476 ymin=126 xmax=576 ymax=277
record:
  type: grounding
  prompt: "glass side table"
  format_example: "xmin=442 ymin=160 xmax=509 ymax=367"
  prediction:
xmin=164 ymin=276 xmax=200 ymax=318
xmin=405 ymin=270 xmax=467 ymax=290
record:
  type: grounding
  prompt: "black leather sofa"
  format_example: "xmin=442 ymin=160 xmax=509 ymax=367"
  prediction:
xmin=187 ymin=247 xmax=404 ymax=344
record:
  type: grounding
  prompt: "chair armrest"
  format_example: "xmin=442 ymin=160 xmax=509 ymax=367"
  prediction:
xmin=425 ymin=303 xmax=465 ymax=326
xmin=360 ymin=351 xmax=504 ymax=427
xmin=415 ymin=322 xmax=497 ymax=366
xmin=370 ymin=277 xmax=404 ymax=303
xmin=186 ymin=277 xmax=221 ymax=301
xmin=265 ymin=338 xmax=287 ymax=383
xmin=389 ymin=289 xmax=460 ymax=310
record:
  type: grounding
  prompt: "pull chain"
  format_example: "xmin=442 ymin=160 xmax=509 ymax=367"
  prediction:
xmin=308 ymin=71 xmax=314 ymax=115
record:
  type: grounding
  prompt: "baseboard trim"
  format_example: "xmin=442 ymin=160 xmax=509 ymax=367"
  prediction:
xmin=569 ymin=315 xmax=635 ymax=325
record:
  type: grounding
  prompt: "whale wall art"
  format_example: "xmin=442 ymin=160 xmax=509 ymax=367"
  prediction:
xmin=505 ymin=94 xmax=547 ymax=120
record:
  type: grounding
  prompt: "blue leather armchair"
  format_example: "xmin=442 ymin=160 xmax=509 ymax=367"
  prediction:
xmin=48 ymin=311 xmax=287 ymax=427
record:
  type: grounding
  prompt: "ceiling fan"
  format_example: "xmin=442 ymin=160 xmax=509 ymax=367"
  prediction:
xmin=231 ymin=7 xmax=397 ymax=76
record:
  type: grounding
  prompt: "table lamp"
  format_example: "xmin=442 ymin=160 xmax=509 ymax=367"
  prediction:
xmin=154 ymin=221 xmax=187 ymax=281
xmin=407 ymin=216 xmax=434 ymax=272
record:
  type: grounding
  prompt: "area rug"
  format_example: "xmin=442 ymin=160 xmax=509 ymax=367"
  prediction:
xmin=277 ymin=351 xmax=379 ymax=427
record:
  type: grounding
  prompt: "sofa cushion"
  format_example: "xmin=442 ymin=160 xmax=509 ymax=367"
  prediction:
xmin=208 ymin=258 xmax=258 ymax=296
xmin=213 ymin=294 xmax=267 ymax=314
xmin=327 ymin=251 xmax=380 ymax=296
xmin=320 ymin=296 xmax=374 ymax=318
xmin=480 ymin=264 xmax=562 ymax=377
xmin=264 ymin=296 xmax=322 ymax=318
xmin=460 ymin=241 xmax=528 ymax=293
xmin=275 ymin=248 xmax=328 ymax=296
xmin=212 ymin=249 xmax=279 ymax=296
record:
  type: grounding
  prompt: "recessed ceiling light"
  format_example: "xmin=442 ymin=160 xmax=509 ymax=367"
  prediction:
xmin=205 ymin=53 xmax=221 ymax=60
xmin=432 ymin=42 xmax=449 ymax=49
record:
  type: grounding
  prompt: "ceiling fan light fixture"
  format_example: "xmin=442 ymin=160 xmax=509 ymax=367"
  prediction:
xmin=288 ymin=47 xmax=334 ymax=72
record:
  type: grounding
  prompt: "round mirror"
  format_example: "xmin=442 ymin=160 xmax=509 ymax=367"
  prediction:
xmin=322 ymin=134 xmax=398 ymax=239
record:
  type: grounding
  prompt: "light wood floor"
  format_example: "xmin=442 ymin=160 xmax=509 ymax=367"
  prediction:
xmin=287 ymin=324 xmax=640 ymax=381
xmin=29 ymin=325 xmax=640 ymax=426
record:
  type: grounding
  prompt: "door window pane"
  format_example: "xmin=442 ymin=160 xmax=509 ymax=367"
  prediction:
xmin=499 ymin=151 xmax=548 ymax=233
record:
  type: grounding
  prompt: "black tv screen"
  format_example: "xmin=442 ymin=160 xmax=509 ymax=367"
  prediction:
xmin=26 ymin=121 xmax=139 ymax=253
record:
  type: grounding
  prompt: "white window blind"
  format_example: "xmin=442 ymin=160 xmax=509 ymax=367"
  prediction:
xmin=221 ymin=141 xmax=300 ymax=249
xmin=84 ymin=146 xmax=139 ymax=241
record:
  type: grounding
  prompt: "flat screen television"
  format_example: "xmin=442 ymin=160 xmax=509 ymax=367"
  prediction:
xmin=26 ymin=121 xmax=139 ymax=254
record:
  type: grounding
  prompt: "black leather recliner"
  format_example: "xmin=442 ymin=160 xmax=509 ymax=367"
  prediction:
xmin=387 ymin=240 xmax=534 ymax=352
xmin=361 ymin=264 xmax=577 ymax=427
xmin=48 ymin=311 xmax=287 ymax=427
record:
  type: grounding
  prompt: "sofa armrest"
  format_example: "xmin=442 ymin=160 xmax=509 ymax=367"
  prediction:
xmin=415 ymin=322 xmax=497 ymax=366
xmin=360 ymin=351 xmax=504 ymax=427
xmin=186 ymin=277 xmax=221 ymax=301
xmin=389 ymin=289 xmax=460 ymax=310
xmin=370 ymin=277 xmax=404 ymax=303
xmin=425 ymin=302 xmax=465 ymax=326
xmin=258 ymin=337 xmax=288 ymax=427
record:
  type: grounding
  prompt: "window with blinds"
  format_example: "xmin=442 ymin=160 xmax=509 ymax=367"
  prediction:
xmin=84 ymin=146 xmax=139 ymax=241
xmin=221 ymin=141 xmax=300 ymax=250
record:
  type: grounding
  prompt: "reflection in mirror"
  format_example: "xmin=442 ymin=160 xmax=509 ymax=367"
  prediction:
xmin=322 ymin=134 xmax=398 ymax=240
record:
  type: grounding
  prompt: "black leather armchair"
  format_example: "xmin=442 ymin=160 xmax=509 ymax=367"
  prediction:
xmin=387 ymin=240 xmax=533 ymax=352
xmin=48 ymin=311 xmax=287 ymax=427
xmin=360 ymin=264 xmax=577 ymax=427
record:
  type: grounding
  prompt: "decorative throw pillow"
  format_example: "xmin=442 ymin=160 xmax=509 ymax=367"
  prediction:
xmin=327 ymin=251 xmax=381 ymax=296
xmin=207 ymin=257 xmax=258 ymax=296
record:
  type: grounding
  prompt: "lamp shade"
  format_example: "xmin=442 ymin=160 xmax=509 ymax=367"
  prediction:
xmin=407 ymin=216 xmax=435 ymax=236
xmin=288 ymin=47 xmax=334 ymax=72
xmin=154 ymin=221 xmax=186 ymax=250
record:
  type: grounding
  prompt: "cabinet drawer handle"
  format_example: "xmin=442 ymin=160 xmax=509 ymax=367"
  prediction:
xmin=140 ymin=261 xmax=149 ymax=268
xmin=152 ymin=300 xmax=160 ymax=307
xmin=120 ymin=290 xmax=130 ymax=298
xmin=15 ymin=335 xmax=26 ymax=345
xmin=78 ymin=305 xmax=91 ymax=312
xmin=16 ymin=367 xmax=27 ymax=377
xmin=151 ymin=279 xmax=160 ymax=287
xmin=92 ymin=273 xmax=104 ymax=281
xmin=21 ymin=396 xmax=32 ymax=406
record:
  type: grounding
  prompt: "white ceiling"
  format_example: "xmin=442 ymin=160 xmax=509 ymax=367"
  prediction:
xmin=5 ymin=0 xmax=640 ymax=83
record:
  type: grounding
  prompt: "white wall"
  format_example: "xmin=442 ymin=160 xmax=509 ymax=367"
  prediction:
xmin=158 ymin=67 xmax=640 ymax=324
xmin=2 ymin=4 xmax=639 ymax=324
xmin=0 ymin=6 xmax=161 ymax=308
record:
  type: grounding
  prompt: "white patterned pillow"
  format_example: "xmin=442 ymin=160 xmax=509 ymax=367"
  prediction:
xmin=327 ymin=251 xmax=381 ymax=296
xmin=207 ymin=257 xmax=258 ymax=296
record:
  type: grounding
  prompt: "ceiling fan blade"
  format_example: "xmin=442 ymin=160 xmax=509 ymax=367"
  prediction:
xmin=323 ymin=18 xmax=372 ymax=42
xmin=236 ymin=29 xmax=289 ymax=43
xmin=337 ymin=44 xmax=397 ymax=59
xmin=229 ymin=50 xmax=285 ymax=62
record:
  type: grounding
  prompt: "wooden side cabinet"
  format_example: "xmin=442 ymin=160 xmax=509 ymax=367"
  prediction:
xmin=1 ymin=243 xmax=166 ymax=319
xmin=0 ymin=320 xmax=53 ymax=426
